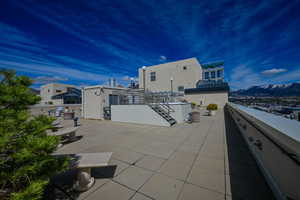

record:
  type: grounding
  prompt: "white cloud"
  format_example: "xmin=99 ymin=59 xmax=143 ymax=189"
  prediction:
xmin=261 ymin=68 xmax=287 ymax=75
xmin=230 ymin=65 xmax=265 ymax=89
xmin=159 ymin=55 xmax=167 ymax=61
xmin=34 ymin=76 xmax=68 ymax=84
xmin=122 ymin=76 xmax=138 ymax=81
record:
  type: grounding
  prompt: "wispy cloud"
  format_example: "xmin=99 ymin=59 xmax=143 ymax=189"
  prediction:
xmin=261 ymin=68 xmax=287 ymax=75
xmin=1 ymin=0 xmax=300 ymax=89
xmin=34 ymin=76 xmax=68 ymax=84
xmin=159 ymin=55 xmax=167 ymax=61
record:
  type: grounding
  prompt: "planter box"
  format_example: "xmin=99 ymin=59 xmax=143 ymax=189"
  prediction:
xmin=64 ymin=112 xmax=75 ymax=120
xmin=208 ymin=110 xmax=216 ymax=116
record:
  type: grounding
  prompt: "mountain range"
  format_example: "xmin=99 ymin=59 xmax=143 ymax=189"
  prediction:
xmin=231 ymin=83 xmax=300 ymax=97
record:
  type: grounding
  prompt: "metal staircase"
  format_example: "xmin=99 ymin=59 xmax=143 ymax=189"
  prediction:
xmin=149 ymin=104 xmax=176 ymax=126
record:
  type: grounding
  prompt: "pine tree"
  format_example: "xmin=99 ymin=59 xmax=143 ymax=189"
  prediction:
xmin=0 ymin=69 xmax=69 ymax=200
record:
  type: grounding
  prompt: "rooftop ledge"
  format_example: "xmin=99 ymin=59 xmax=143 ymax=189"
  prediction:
xmin=228 ymin=103 xmax=300 ymax=156
xmin=227 ymin=103 xmax=300 ymax=200
xmin=230 ymin=103 xmax=300 ymax=141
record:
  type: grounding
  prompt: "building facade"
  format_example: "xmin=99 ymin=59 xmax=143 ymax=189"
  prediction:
xmin=202 ymin=61 xmax=224 ymax=82
xmin=138 ymin=58 xmax=202 ymax=93
xmin=40 ymin=83 xmax=80 ymax=105
xmin=184 ymin=82 xmax=229 ymax=107
xmin=138 ymin=58 xmax=228 ymax=107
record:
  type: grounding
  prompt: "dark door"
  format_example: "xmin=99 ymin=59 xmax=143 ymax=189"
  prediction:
xmin=109 ymin=94 xmax=119 ymax=105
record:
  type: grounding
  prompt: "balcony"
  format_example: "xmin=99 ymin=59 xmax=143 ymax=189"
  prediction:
xmin=46 ymin=106 xmax=287 ymax=200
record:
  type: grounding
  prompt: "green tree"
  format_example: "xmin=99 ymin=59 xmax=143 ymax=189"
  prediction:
xmin=0 ymin=70 xmax=69 ymax=200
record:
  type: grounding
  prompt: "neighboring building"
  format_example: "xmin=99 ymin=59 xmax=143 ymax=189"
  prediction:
xmin=138 ymin=58 xmax=228 ymax=107
xmin=202 ymin=61 xmax=224 ymax=82
xmin=185 ymin=81 xmax=229 ymax=107
xmin=138 ymin=58 xmax=202 ymax=93
xmin=40 ymin=83 xmax=81 ymax=105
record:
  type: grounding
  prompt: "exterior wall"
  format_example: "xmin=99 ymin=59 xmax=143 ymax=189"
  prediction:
xmin=167 ymin=103 xmax=192 ymax=123
xmin=111 ymin=105 xmax=170 ymax=126
xmin=82 ymin=87 xmax=104 ymax=119
xmin=184 ymin=91 xmax=228 ymax=107
xmin=139 ymin=58 xmax=202 ymax=92
xmin=40 ymin=83 xmax=75 ymax=104
xmin=82 ymin=86 xmax=128 ymax=119
xmin=227 ymin=103 xmax=300 ymax=200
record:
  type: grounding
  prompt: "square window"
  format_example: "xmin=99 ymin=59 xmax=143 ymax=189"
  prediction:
xmin=204 ymin=72 xmax=209 ymax=79
xmin=183 ymin=66 xmax=187 ymax=70
xmin=178 ymin=86 xmax=184 ymax=91
xmin=217 ymin=70 xmax=223 ymax=78
xmin=150 ymin=72 xmax=156 ymax=81
xmin=211 ymin=71 xmax=216 ymax=79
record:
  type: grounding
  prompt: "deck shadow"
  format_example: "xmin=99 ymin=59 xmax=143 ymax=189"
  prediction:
xmin=224 ymin=107 xmax=275 ymax=200
xmin=44 ymin=165 xmax=116 ymax=200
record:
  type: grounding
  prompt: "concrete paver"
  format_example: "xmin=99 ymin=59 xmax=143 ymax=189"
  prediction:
xmin=158 ymin=159 xmax=192 ymax=181
xmin=53 ymin=109 xmax=274 ymax=200
xmin=139 ymin=173 xmax=184 ymax=200
xmin=178 ymin=183 xmax=225 ymax=200
xmin=86 ymin=181 xmax=134 ymax=200
xmin=114 ymin=166 xmax=153 ymax=190
xmin=135 ymin=155 xmax=166 ymax=171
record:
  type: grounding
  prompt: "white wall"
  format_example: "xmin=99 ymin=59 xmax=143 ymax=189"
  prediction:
xmin=166 ymin=103 xmax=192 ymax=123
xmin=111 ymin=105 xmax=170 ymax=126
xmin=82 ymin=87 xmax=104 ymax=119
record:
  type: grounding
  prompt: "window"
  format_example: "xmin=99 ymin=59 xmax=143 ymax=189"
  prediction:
xmin=48 ymin=89 xmax=50 ymax=92
xmin=204 ymin=72 xmax=209 ymax=79
xmin=178 ymin=86 xmax=184 ymax=91
xmin=56 ymin=90 xmax=62 ymax=93
xmin=183 ymin=66 xmax=187 ymax=70
xmin=211 ymin=71 xmax=216 ymax=79
xmin=217 ymin=70 xmax=223 ymax=78
xmin=150 ymin=72 xmax=156 ymax=81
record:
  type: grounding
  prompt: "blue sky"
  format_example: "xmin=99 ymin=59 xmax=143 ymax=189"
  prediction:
xmin=1 ymin=0 xmax=300 ymax=90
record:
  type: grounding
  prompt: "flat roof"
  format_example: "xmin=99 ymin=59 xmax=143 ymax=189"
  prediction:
xmin=185 ymin=84 xmax=229 ymax=94
xmin=140 ymin=57 xmax=199 ymax=69
xmin=201 ymin=61 xmax=224 ymax=69
xmin=83 ymin=85 xmax=128 ymax=90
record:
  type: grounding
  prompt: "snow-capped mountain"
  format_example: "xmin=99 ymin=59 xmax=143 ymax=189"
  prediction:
xmin=231 ymin=83 xmax=300 ymax=96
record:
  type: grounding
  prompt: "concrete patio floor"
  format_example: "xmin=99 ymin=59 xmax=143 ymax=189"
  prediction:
xmin=51 ymin=108 xmax=274 ymax=200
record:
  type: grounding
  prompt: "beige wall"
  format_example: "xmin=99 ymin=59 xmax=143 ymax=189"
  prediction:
xmin=40 ymin=83 xmax=75 ymax=104
xmin=184 ymin=91 xmax=228 ymax=107
xmin=82 ymin=86 xmax=128 ymax=119
xmin=139 ymin=58 xmax=202 ymax=92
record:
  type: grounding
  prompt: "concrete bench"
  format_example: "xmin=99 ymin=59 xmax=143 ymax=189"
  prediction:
xmin=52 ymin=119 xmax=62 ymax=126
xmin=49 ymin=127 xmax=79 ymax=142
xmin=71 ymin=152 xmax=113 ymax=191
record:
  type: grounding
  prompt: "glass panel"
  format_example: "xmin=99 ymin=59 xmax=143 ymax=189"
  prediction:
xmin=211 ymin=71 xmax=216 ymax=78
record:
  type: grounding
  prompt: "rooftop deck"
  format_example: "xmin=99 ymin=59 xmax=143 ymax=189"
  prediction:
xmin=49 ymin=109 xmax=274 ymax=200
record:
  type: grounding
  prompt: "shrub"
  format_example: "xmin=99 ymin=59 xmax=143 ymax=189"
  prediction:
xmin=207 ymin=104 xmax=218 ymax=110
xmin=0 ymin=69 xmax=69 ymax=200
xmin=191 ymin=102 xmax=197 ymax=107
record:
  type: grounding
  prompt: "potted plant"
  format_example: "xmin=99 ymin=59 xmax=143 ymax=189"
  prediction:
xmin=207 ymin=104 xmax=218 ymax=116
xmin=191 ymin=102 xmax=197 ymax=109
